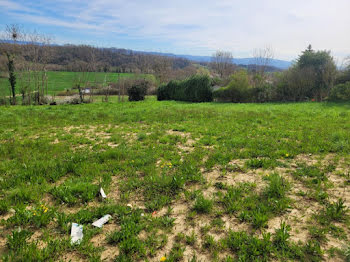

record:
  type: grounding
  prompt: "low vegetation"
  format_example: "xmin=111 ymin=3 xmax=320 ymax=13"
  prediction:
xmin=0 ymin=99 xmax=349 ymax=261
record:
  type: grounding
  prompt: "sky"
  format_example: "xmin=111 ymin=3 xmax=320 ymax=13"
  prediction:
xmin=0 ymin=0 xmax=349 ymax=62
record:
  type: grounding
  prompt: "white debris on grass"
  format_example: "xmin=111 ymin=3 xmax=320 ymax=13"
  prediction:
xmin=92 ymin=214 xmax=112 ymax=228
xmin=71 ymin=223 xmax=83 ymax=245
xmin=100 ymin=187 xmax=107 ymax=199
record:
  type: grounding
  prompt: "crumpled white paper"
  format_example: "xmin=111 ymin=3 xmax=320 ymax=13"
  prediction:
xmin=71 ymin=223 xmax=83 ymax=245
xmin=92 ymin=214 xmax=112 ymax=228
xmin=100 ymin=187 xmax=107 ymax=199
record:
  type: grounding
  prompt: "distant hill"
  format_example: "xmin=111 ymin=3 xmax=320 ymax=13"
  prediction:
xmin=141 ymin=52 xmax=292 ymax=70
xmin=1 ymin=40 xmax=292 ymax=70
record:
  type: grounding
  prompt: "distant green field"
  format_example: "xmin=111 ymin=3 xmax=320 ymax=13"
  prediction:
xmin=0 ymin=71 xmax=156 ymax=96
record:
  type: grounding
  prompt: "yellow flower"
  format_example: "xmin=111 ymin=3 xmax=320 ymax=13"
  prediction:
xmin=44 ymin=209 xmax=48 ymax=213
xmin=285 ymin=153 xmax=289 ymax=157
xmin=160 ymin=256 xmax=166 ymax=262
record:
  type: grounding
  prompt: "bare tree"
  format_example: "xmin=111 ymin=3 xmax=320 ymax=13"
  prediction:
xmin=23 ymin=31 xmax=52 ymax=104
xmin=72 ymin=46 xmax=98 ymax=103
xmin=253 ymin=46 xmax=274 ymax=74
xmin=152 ymin=56 xmax=172 ymax=84
xmin=252 ymin=46 xmax=274 ymax=86
xmin=210 ymin=50 xmax=234 ymax=78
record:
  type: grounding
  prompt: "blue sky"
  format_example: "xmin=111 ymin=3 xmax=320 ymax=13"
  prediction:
xmin=0 ymin=0 xmax=349 ymax=62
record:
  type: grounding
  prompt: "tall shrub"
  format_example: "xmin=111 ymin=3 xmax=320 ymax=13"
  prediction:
xmin=328 ymin=82 xmax=350 ymax=101
xmin=127 ymin=79 xmax=150 ymax=101
xmin=157 ymin=75 xmax=212 ymax=102
xmin=213 ymin=70 xmax=252 ymax=102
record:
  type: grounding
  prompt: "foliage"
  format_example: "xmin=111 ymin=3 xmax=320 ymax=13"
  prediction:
xmin=193 ymin=194 xmax=213 ymax=214
xmin=295 ymin=45 xmax=336 ymax=101
xmin=213 ymin=70 xmax=252 ymax=102
xmin=127 ymin=79 xmax=150 ymax=101
xmin=157 ymin=75 xmax=213 ymax=102
xmin=225 ymin=231 xmax=273 ymax=261
xmin=274 ymin=66 xmax=316 ymax=101
xmin=328 ymin=82 xmax=350 ymax=101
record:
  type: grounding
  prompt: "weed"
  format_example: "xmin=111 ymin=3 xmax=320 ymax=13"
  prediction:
xmin=345 ymin=245 xmax=350 ymax=262
xmin=185 ymin=231 xmax=196 ymax=246
xmin=225 ymin=231 xmax=273 ymax=261
xmin=167 ymin=242 xmax=185 ymax=262
xmin=51 ymin=180 xmax=99 ymax=205
xmin=193 ymin=194 xmax=213 ymax=214
xmin=273 ymin=222 xmax=291 ymax=251
xmin=7 ymin=229 xmax=32 ymax=251
xmin=316 ymin=198 xmax=348 ymax=225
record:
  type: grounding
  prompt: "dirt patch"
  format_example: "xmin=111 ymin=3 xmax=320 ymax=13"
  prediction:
xmin=327 ymin=174 xmax=350 ymax=205
xmin=107 ymin=142 xmax=119 ymax=148
xmin=61 ymin=251 xmax=84 ymax=262
xmin=267 ymin=195 xmax=322 ymax=243
xmin=100 ymin=245 xmax=119 ymax=261
xmin=91 ymin=222 xmax=119 ymax=246
xmin=108 ymin=176 xmax=120 ymax=202
xmin=294 ymin=154 xmax=319 ymax=166
xmin=28 ymin=230 xmax=47 ymax=249
xmin=167 ymin=130 xmax=197 ymax=153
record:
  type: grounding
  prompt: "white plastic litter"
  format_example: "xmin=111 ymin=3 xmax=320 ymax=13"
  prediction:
xmin=100 ymin=187 xmax=107 ymax=199
xmin=92 ymin=214 xmax=112 ymax=228
xmin=71 ymin=223 xmax=83 ymax=245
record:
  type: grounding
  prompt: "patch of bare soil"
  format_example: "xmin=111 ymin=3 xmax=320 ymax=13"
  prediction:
xmin=267 ymin=200 xmax=321 ymax=243
xmin=108 ymin=176 xmax=120 ymax=202
xmin=294 ymin=154 xmax=319 ymax=166
xmin=62 ymin=125 xmax=113 ymax=143
xmin=327 ymin=174 xmax=350 ymax=204
xmin=228 ymin=159 xmax=248 ymax=168
xmin=61 ymin=251 xmax=84 ymax=262
xmin=123 ymin=132 xmax=137 ymax=144
xmin=28 ymin=230 xmax=47 ymax=249
xmin=107 ymin=142 xmax=118 ymax=148
xmin=167 ymin=130 xmax=197 ymax=153
xmin=42 ymin=193 xmax=56 ymax=206
xmin=152 ymin=197 xmax=214 ymax=262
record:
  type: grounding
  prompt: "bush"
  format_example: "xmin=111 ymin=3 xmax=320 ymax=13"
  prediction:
xmin=250 ymin=84 xmax=275 ymax=103
xmin=328 ymin=82 xmax=350 ymax=101
xmin=127 ymin=79 xmax=149 ymax=101
xmin=213 ymin=70 xmax=252 ymax=102
xmin=157 ymin=75 xmax=213 ymax=102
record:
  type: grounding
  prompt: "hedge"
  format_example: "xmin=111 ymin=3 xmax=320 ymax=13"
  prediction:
xmin=157 ymin=75 xmax=213 ymax=102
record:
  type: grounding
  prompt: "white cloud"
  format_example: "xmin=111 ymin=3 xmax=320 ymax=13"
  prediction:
xmin=1 ymin=0 xmax=350 ymax=60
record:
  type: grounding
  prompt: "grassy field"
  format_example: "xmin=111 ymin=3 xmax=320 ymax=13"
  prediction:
xmin=0 ymin=71 xmax=155 ymax=96
xmin=0 ymin=98 xmax=350 ymax=261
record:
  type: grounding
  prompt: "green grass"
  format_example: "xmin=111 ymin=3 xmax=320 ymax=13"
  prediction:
xmin=0 ymin=99 xmax=350 ymax=261
xmin=0 ymin=71 xmax=155 ymax=96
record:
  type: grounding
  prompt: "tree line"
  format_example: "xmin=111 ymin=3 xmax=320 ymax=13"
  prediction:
xmin=1 ymin=24 xmax=350 ymax=105
xmin=159 ymin=46 xmax=350 ymax=103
